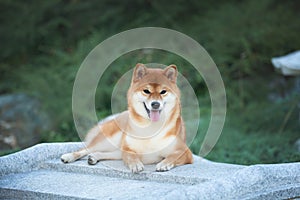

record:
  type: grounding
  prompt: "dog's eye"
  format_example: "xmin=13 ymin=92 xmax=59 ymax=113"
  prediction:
xmin=143 ymin=89 xmax=151 ymax=94
xmin=160 ymin=90 xmax=167 ymax=94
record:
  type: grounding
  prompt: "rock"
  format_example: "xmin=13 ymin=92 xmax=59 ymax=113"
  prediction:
xmin=0 ymin=93 xmax=52 ymax=150
xmin=295 ymin=138 xmax=300 ymax=152
xmin=271 ymin=50 xmax=300 ymax=76
xmin=268 ymin=76 xmax=300 ymax=102
xmin=0 ymin=142 xmax=299 ymax=199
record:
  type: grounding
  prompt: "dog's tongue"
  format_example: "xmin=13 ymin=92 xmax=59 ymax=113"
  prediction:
xmin=150 ymin=110 xmax=160 ymax=122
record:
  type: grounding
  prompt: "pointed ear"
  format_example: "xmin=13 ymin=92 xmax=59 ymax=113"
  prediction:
xmin=132 ymin=63 xmax=147 ymax=82
xmin=164 ymin=64 xmax=178 ymax=83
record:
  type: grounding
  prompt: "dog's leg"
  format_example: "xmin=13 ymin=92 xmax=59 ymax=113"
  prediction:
xmin=61 ymin=125 xmax=101 ymax=164
xmin=87 ymin=150 xmax=122 ymax=165
xmin=122 ymin=150 xmax=144 ymax=173
xmin=156 ymin=147 xmax=193 ymax=172
xmin=61 ymin=148 xmax=89 ymax=163
xmin=61 ymin=119 xmax=122 ymax=164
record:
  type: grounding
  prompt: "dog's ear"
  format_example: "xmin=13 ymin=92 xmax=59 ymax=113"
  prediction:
xmin=164 ymin=64 xmax=178 ymax=83
xmin=133 ymin=63 xmax=147 ymax=82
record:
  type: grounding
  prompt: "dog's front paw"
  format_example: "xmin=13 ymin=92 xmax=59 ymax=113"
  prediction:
xmin=87 ymin=155 xmax=98 ymax=165
xmin=127 ymin=160 xmax=144 ymax=173
xmin=156 ymin=160 xmax=174 ymax=172
xmin=61 ymin=153 xmax=75 ymax=163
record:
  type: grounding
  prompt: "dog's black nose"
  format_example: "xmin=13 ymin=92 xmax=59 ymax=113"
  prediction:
xmin=151 ymin=101 xmax=160 ymax=109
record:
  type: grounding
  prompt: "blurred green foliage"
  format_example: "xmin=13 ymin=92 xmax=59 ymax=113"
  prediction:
xmin=0 ymin=0 xmax=299 ymax=163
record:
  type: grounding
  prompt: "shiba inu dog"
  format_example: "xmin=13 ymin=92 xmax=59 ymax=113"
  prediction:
xmin=61 ymin=63 xmax=193 ymax=172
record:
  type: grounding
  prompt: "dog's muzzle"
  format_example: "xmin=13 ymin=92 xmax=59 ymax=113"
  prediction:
xmin=143 ymin=102 xmax=162 ymax=122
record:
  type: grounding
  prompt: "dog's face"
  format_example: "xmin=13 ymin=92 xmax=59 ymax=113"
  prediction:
xmin=127 ymin=64 xmax=180 ymax=123
xmin=135 ymin=82 xmax=176 ymax=122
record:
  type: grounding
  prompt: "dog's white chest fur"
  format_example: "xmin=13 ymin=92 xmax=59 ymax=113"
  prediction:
xmin=125 ymin=122 xmax=176 ymax=164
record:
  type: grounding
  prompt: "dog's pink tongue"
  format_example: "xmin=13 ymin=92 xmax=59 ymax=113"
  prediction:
xmin=150 ymin=110 xmax=160 ymax=122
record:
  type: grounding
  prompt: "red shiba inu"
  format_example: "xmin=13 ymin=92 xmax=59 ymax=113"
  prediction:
xmin=61 ymin=63 xmax=193 ymax=172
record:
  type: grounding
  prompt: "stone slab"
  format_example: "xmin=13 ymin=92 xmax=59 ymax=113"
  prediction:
xmin=0 ymin=142 xmax=299 ymax=199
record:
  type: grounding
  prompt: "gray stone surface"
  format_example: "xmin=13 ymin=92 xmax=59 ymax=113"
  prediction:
xmin=0 ymin=142 xmax=300 ymax=199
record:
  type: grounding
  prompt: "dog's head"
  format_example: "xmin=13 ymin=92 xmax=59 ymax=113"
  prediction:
xmin=127 ymin=63 xmax=180 ymax=124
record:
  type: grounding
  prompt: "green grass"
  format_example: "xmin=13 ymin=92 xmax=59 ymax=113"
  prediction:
xmin=0 ymin=0 xmax=299 ymax=164
xmin=190 ymin=114 xmax=299 ymax=165
xmin=206 ymin=123 xmax=300 ymax=165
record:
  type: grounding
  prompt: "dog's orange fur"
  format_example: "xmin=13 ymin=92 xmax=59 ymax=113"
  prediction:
xmin=61 ymin=64 xmax=193 ymax=172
